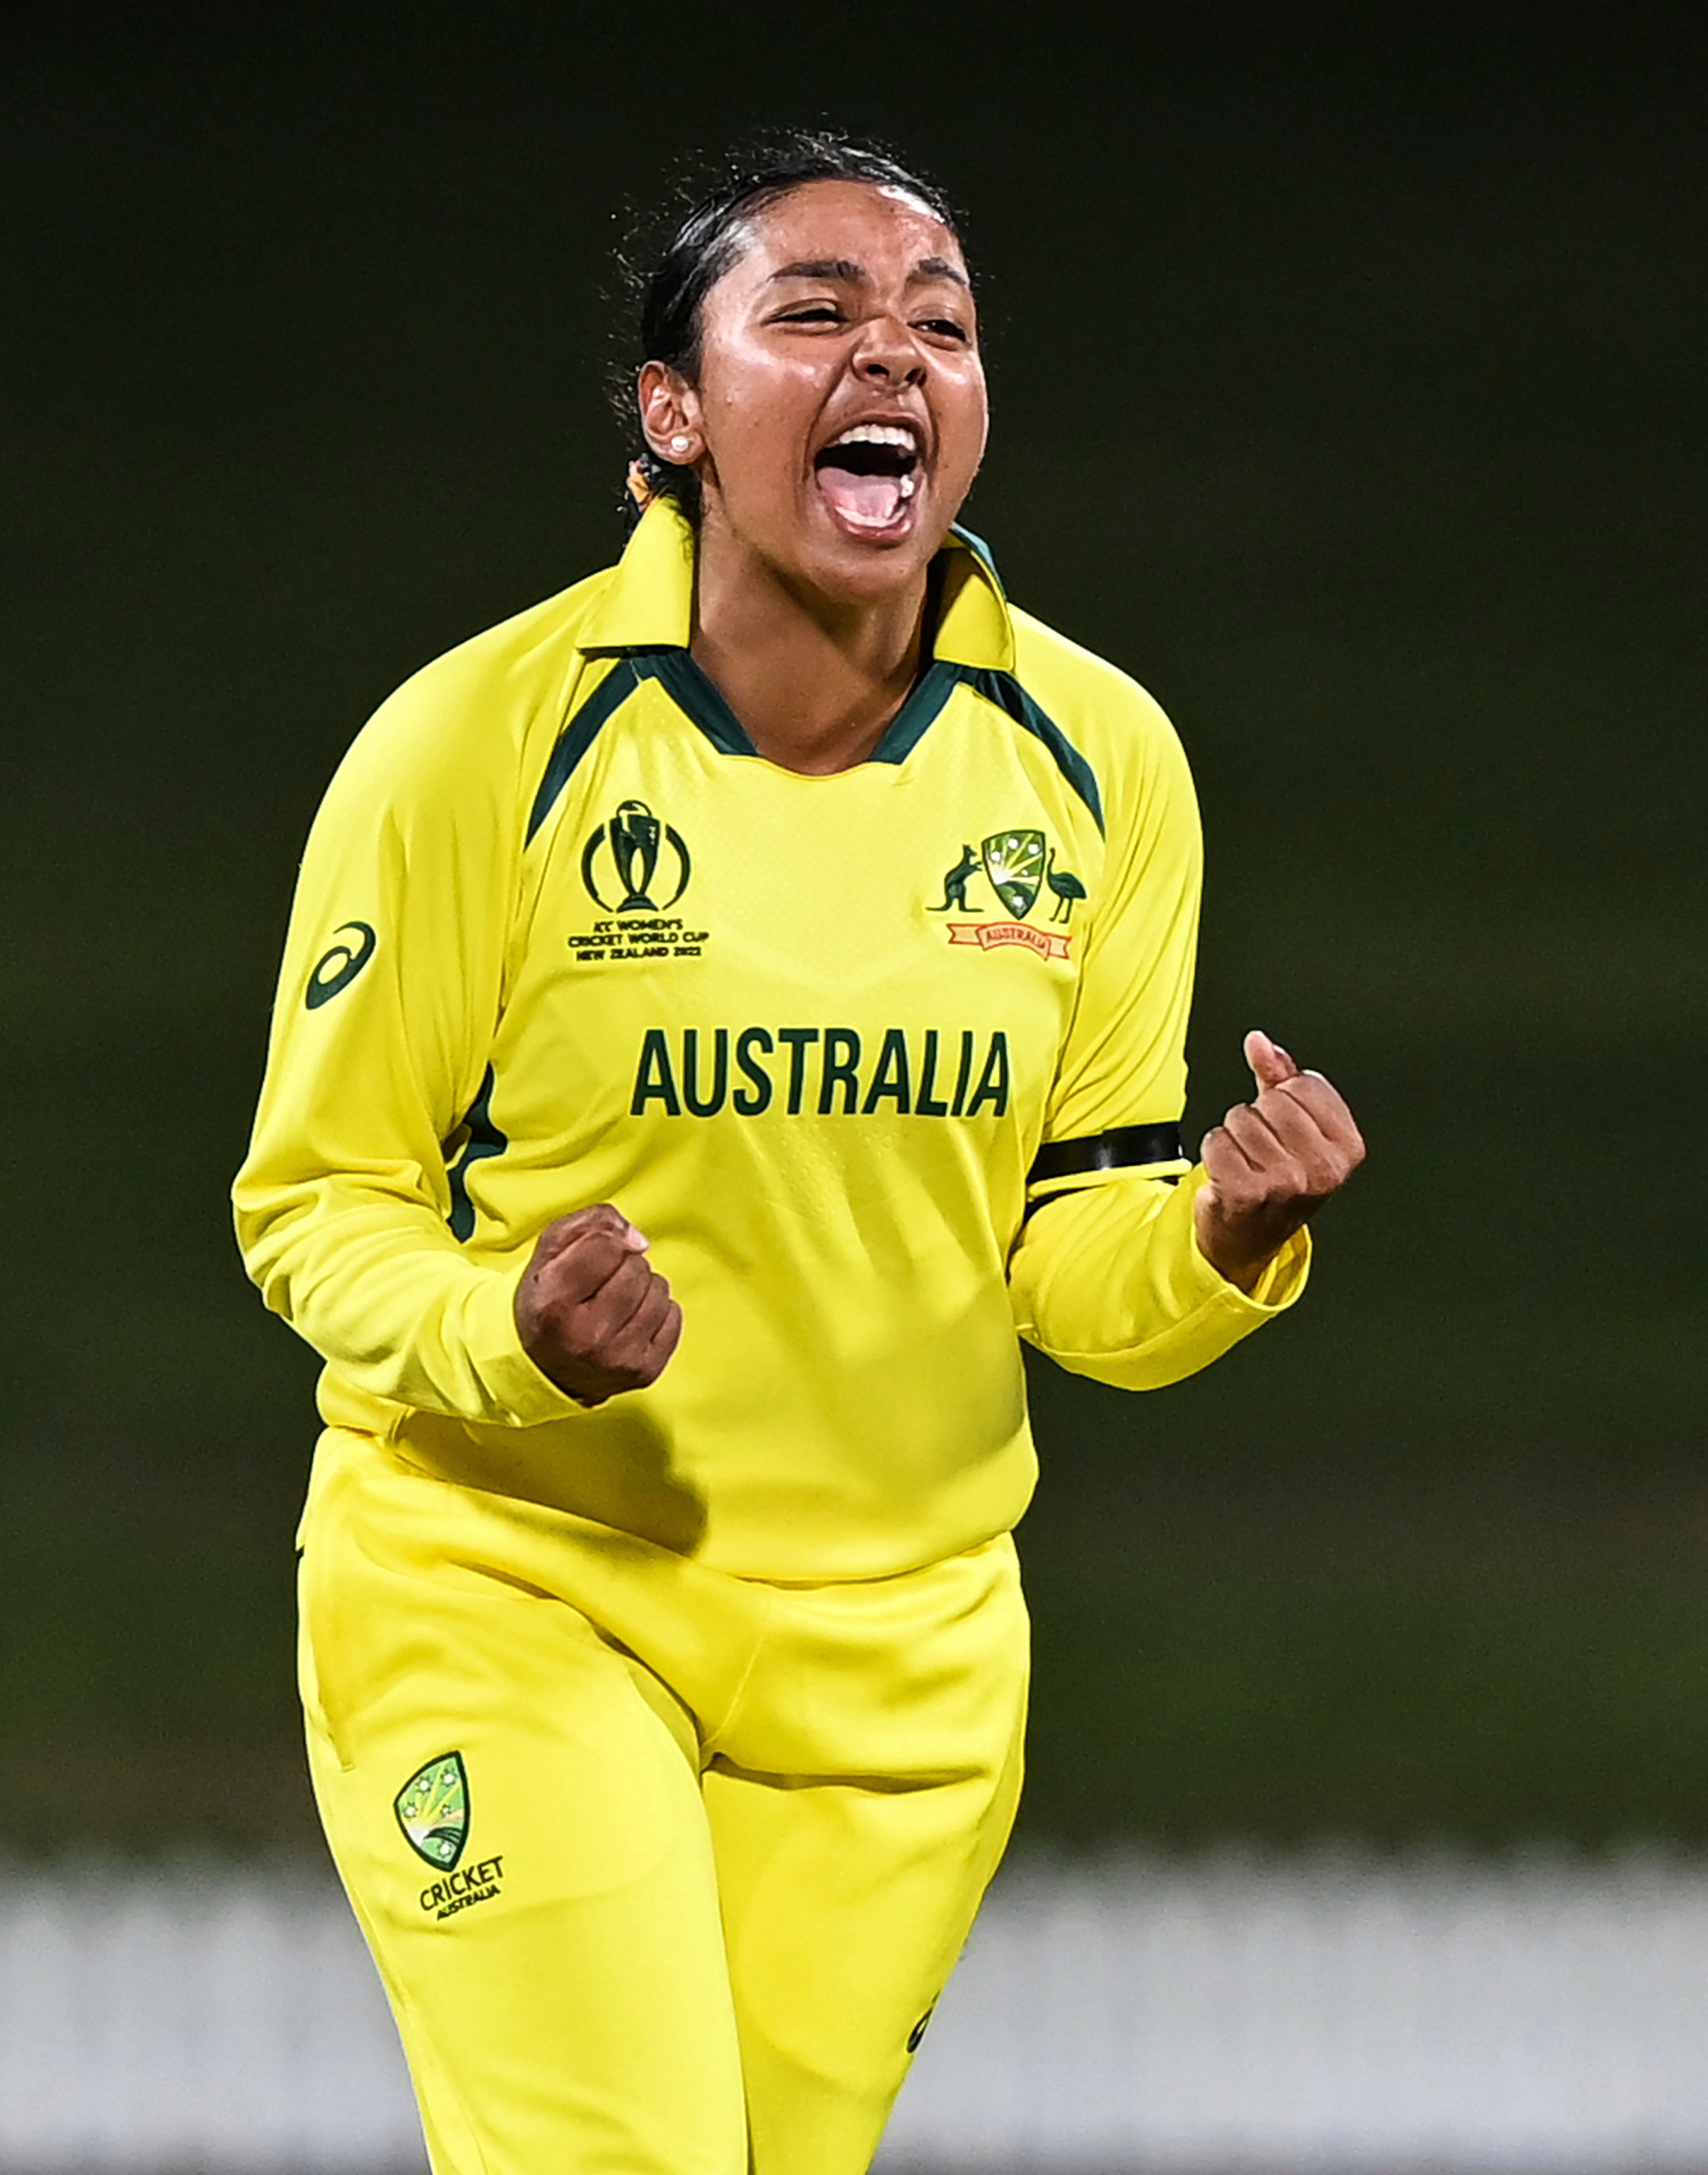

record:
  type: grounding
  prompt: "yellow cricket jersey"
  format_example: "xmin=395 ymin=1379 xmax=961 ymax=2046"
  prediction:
xmin=234 ymin=502 xmax=1307 ymax=1581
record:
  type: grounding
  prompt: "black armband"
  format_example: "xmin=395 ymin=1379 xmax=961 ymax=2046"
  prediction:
xmin=1027 ymin=1122 xmax=1187 ymax=1189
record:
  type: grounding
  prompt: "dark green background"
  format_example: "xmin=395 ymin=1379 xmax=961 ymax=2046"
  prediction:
xmin=5 ymin=7 xmax=1703 ymax=1852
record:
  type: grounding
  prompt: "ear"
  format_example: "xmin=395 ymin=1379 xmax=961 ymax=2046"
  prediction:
xmin=638 ymin=363 xmax=704 ymax=465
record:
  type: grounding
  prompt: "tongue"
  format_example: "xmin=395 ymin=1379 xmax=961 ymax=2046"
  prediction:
xmin=817 ymin=465 xmax=906 ymax=528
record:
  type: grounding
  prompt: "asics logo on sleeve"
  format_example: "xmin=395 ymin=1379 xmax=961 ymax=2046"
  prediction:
xmin=306 ymin=921 xmax=377 ymax=1009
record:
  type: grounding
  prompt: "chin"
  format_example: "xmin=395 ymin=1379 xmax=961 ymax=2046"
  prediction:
xmin=798 ymin=501 xmax=960 ymax=605
xmin=708 ymin=487 xmax=961 ymax=610
xmin=803 ymin=537 xmax=938 ymax=606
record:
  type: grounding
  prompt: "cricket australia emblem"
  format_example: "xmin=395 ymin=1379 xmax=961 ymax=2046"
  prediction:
xmin=930 ymin=826 xmax=1084 ymax=957
xmin=396 ymin=1751 xmax=508 ymax=1921
xmin=394 ymin=1751 xmax=470 ymax=1869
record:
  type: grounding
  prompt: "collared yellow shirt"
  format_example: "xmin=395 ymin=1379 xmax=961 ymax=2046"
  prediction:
xmin=234 ymin=505 xmax=1306 ymax=1580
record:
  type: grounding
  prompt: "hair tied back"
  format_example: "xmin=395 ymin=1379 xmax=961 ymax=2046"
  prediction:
xmin=625 ymin=459 xmax=656 ymax=513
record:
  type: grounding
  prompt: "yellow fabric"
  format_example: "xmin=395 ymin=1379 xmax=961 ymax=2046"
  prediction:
xmin=1010 ymin=1165 xmax=1309 ymax=1388
xmin=235 ymin=504 xmax=1306 ymax=1581
xmin=300 ymin=1429 xmax=1027 ymax=2175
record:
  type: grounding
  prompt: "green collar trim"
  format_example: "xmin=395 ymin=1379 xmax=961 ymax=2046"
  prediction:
xmin=868 ymin=660 xmax=961 ymax=764
xmin=527 ymin=646 xmax=1101 ymax=842
xmin=636 ymin=650 xmax=753 ymax=755
xmin=630 ymin=648 xmax=964 ymax=771
xmin=526 ymin=511 xmax=1096 ymax=845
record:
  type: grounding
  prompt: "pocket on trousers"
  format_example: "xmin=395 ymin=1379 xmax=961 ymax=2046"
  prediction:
xmin=297 ymin=1539 xmax=359 ymax=1772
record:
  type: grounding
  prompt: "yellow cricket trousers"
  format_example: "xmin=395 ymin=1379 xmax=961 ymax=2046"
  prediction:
xmin=297 ymin=1428 xmax=1029 ymax=2175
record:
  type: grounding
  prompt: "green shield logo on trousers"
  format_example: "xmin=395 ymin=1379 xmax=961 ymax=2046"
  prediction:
xmin=394 ymin=1752 xmax=470 ymax=1869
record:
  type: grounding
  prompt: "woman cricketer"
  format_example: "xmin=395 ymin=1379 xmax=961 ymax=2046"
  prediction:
xmin=234 ymin=136 xmax=1364 ymax=2175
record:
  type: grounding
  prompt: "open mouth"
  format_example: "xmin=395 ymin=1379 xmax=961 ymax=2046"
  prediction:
xmin=812 ymin=422 xmax=922 ymax=535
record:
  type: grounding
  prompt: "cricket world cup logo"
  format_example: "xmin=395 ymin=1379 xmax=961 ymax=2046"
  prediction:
xmin=581 ymin=799 xmax=693 ymax=913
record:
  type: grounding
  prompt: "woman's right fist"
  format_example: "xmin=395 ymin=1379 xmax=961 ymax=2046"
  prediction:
xmin=513 ymin=1204 xmax=682 ymax=1408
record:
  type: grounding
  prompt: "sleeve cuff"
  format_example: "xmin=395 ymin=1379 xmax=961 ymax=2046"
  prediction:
xmin=1012 ymin=1163 xmax=1312 ymax=1391
xmin=1179 ymin=1165 xmax=1312 ymax=1317
xmin=1238 ymin=1226 xmax=1311 ymax=1311
xmin=458 ymin=1264 xmax=592 ymax=1427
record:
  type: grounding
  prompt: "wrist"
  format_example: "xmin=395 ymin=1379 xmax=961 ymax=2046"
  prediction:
xmin=1203 ymin=1243 xmax=1274 ymax=1296
xmin=1192 ymin=1192 xmax=1290 ymax=1294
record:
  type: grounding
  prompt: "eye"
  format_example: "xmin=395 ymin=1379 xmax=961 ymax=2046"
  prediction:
xmin=916 ymin=315 xmax=971 ymax=343
xmin=776 ymin=302 xmax=845 ymax=326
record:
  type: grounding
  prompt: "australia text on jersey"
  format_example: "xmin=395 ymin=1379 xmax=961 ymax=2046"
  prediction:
xmin=632 ymin=1026 xmax=1011 ymax=1120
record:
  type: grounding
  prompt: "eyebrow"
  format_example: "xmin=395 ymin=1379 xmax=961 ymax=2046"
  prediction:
xmin=768 ymin=256 xmax=971 ymax=291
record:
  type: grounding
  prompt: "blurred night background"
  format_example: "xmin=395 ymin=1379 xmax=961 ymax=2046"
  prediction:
xmin=4 ymin=1 xmax=1704 ymax=1868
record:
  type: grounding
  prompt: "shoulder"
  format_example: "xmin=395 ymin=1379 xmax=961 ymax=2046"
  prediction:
xmin=1009 ymin=606 xmax=1179 ymax=753
xmin=1006 ymin=604 xmax=1196 ymax=821
xmin=321 ymin=563 xmax=621 ymax=816
xmin=357 ymin=565 xmax=618 ymax=769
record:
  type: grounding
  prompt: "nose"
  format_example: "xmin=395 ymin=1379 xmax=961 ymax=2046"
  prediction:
xmin=852 ymin=315 xmax=926 ymax=386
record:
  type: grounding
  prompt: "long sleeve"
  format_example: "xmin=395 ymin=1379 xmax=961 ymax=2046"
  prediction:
xmin=1010 ymin=1167 xmax=1306 ymax=1388
xmin=231 ymin=658 xmax=582 ymax=1430
xmin=1007 ymin=677 xmax=1308 ymax=1387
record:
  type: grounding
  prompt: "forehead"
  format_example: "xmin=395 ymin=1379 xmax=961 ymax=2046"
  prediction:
xmin=726 ymin=177 xmax=967 ymax=286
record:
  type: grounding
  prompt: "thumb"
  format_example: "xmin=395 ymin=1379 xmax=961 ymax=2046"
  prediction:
xmin=537 ymin=1204 xmax=648 ymax=1257
xmin=1244 ymin=1028 xmax=1300 ymax=1092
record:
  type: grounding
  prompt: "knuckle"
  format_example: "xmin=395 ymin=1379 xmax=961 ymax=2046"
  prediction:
xmin=622 ymin=1331 xmax=667 ymax=1387
xmin=609 ymin=1345 xmax=644 ymax=1387
xmin=538 ymin=1250 xmax=581 ymax=1301
xmin=564 ymin=1229 xmax=613 ymax=1274
xmin=593 ymin=1234 xmax=636 ymax=1279
xmin=542 ymin=1276 xmax=587 ymax=1329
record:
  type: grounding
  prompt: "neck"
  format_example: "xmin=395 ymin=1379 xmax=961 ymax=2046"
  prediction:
xmin=689 ymin=515 xmax=930 ymax=775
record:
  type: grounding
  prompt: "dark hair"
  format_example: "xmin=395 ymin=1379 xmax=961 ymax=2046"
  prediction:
xmin=614 ymin=132 xmax=965 ymax=532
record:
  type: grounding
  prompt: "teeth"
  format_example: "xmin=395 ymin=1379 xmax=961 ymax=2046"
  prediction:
xmin=825 ymin=422 xmax=920 ymax=455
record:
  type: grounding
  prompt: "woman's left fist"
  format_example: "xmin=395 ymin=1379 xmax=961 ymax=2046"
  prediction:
xmin=1194 ymin=1030 xmax=1365 ymax=1293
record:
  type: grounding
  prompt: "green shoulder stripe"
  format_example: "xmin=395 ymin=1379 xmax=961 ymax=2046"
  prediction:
xmin=950 ymin=666 xmax=1104 ymax=833
xmin=527 ymin=658 xmax=645 ymax=844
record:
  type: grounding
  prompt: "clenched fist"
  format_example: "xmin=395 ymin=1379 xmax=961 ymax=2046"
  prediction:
xmin=1195 ymin=1031 xmax=1365 ymax=1293
xmin=514 ymin=1204 xmax=682 ymax=1408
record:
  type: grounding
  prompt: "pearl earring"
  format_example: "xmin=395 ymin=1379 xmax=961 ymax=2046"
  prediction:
xmin=669 ymin=435 xmax=691 ymax=456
